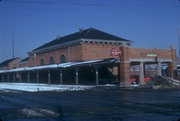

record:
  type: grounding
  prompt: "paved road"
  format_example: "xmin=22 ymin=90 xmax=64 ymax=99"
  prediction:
xmin=0 ymin=89 xmax=66 ymax=121
xmin=0 ymin=87 xmax=180 ymax=121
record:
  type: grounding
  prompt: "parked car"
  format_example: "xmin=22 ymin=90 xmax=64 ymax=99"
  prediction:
xmin=130 ymin=75 xmax=152 ymax=84
xmin=130 ymin=75 xmax=139 ymax=84
xmin=144 ymin=77 xmax=152 ymax=83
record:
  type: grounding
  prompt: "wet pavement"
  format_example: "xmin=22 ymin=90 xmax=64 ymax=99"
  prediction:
xmin=0 ymin=87 xmax=180 ymax=121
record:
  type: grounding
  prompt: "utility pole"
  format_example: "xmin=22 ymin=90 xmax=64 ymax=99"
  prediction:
xmin=178 ymin=26 xmax=180 ymax=56
xmin=12 ymin=28 xmax=15 ymax=59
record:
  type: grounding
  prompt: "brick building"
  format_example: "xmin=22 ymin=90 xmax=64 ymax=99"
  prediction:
xmin=0 ymin=28 xmax=177 ymax=86
xmin=0 ymin=57 xmax=22 ymax=70
xmin=27 ymin=28 xmax=131 ymax=66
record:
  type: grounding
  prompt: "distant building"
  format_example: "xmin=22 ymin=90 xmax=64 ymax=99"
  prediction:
xmin=19 ymin=57 xmax=29 ymax=68
xmin=0 ymin=57 xmax=22 ymax=70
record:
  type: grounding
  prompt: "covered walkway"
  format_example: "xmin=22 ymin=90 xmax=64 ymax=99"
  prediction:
xmin=0 ymin=58 xmax=120 ymax=85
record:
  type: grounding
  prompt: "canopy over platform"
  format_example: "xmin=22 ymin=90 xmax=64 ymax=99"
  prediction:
xmin=0 ymin=58 xmax=119 ymax=73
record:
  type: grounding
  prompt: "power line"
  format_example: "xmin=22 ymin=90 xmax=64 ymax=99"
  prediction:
xmin=12 ymin=27 xmax=15 ymax=59
xmin=2 ymin=0 xmax=55 ymax=4
xmin=0 ymin=0 xmax=106 ymax=6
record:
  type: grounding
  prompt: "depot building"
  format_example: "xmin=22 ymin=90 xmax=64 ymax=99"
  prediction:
xmin=0 ymin=28 xmax=177 ymax=86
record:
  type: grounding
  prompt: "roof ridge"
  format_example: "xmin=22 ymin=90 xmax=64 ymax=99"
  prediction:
xmin=90 ymin=28 xmax=128 ymax=40
xmin=31 ymin=27 xmax=131 ymax=52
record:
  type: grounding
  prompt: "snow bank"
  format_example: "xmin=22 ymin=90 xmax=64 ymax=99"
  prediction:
xmin=20 ymin=108 xmax=59 ymax=117
xmin=140 ymin=76 xmax=180 ymax=89
xmin=0 ymin=83 xmax=93 ymax=92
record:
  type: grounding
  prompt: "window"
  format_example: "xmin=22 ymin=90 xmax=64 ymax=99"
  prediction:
xmin=49 ymin=57 xmax=55 ymax=64
xmin=60 ymin=55 xmax=66 ymax=63
xmin=40 ymin=58 xmax=44 ymax=65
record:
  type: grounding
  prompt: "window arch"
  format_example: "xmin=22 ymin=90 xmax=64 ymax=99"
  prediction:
xmin=40 ymin=58 xmax=44 ymax=65
xmin=60 ymin=55 xmax=66 ymax=63
xmin=49 ymin=57 xmax=55 ymax=64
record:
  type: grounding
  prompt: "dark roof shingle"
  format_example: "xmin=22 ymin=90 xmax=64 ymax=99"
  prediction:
xmin=0 ymin=57 xmax=18 ymax=67
xmin=34 ymin=28 xmax=130 ymax=51
xmin=20 ymin=57 xmax=29 ymax=62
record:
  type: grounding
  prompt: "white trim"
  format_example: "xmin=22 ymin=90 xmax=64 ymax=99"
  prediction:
xmin=0 ymin=59 xmax=116 ymax=74
xmin=28 ymin=39 xmax=82 ymax=55
xmin=28 ymin=38 xmax=132 ymax=55
xmin=129 ymin=58 xmax=172 ymax=62
xmin=129 ymin=47 xmax=172 ymax=50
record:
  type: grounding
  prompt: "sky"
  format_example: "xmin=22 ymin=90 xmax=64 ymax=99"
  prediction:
xmin=0 ymin=0 xmax=180 ymax=62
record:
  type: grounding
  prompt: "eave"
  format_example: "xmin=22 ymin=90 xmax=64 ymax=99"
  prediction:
xmin=28 ymin=38 xmax=132 ymax=55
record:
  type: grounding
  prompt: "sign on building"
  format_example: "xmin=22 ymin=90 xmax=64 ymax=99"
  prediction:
xmin=110 ymin=48 xmax=122 ymax=59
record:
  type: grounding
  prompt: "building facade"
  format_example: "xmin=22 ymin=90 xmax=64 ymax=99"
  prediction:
xmin=0 ymin=28 xmax=177 ymax=86
xmin=0 ymin=57 xmax=22 ymax=70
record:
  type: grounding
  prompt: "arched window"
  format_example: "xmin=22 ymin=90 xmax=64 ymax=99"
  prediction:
xmin=40 ymin=58 xmax=44 ymax=65
xmin=60 ymin=55 xmax=66 ymax=63
xmin=49 ymin=57 xmax=55 ymax=64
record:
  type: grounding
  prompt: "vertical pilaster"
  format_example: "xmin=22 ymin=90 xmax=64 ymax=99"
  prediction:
xmin=168 ymin=46 xmax=176 ymax=78
xmin=37 ymin=71 xmax=39 ymax=83
xmin=27 ymin=72 xmax=30 ymax=83
xmin=2 ymin=74 xmax=4 ymax=82
xmin=48 ymin=70 xmax=51 ymax=84
xmin=119 ymin=46 xmax=131 ymax=87
xmin=13 ymin=73 xmax=16 ymax=82
xmin=67 ymin=47 xmax=71 ymax=62
xmin=34 ymin=53 xmax=37 ymax=66
xmin=20 ymin=73 xmax=22 ymax=82
xmin=7 ymin=74 xmax=9 ymax=82
xmin=119 ymin=63 xmax=130 ymax=87
xmin=75 ymin=67 xmax=79 ymax=85
xmin=59 ymin=70 xmax=63 ymax=84
xmin=117 ymin=65 xmax=121 ymax=83
xmin=139 ymin=62 xmax=145 ymax=85
xmin=95 ymin=67 xmax=99 ymax=85
xmin=157 ymin=61 xmax=162 ymax=76
xmin=168 ymin=62 xmax=176 ymax=78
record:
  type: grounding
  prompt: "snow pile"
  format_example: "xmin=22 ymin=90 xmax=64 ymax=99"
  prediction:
xmin=0 ymin=59 xmax=105 ymax=73
xmin=141 ymin=76 xmax=180 ymax=89
xmin=0 ymin=83 xmax=93 ymax=92
xmin=20 ymin=108 xmax=43 ymax=117
xmin=20 ymin=108 xmax=59 ymax=117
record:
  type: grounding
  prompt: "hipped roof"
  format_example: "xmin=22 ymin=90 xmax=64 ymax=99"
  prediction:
xmin=33 ymin=27 xmax=131 ymax=51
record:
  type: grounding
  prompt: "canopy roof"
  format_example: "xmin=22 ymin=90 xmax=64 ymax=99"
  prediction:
xmin=0 ymin=58 xmax=119 ymax=73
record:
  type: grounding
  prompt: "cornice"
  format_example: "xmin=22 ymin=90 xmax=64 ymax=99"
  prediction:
xmin=28 ymin=38 xmax=132 ymax=55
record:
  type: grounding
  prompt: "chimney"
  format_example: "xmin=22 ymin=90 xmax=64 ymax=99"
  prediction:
xmin=56 ymin=35 xmax=61 ymax=40
xmin=79 ymin=28 xmax=83 ymax=32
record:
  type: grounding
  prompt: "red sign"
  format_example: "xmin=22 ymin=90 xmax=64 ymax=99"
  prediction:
xmin=110 ymin=48 xmax=122 ymax=59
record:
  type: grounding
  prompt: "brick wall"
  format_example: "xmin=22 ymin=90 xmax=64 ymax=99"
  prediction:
xmin=129 ymin=48 xmax=176 ymax=59
xmin=36 ymin=49 xmax=68 ymax=65
xmin=81 ymin=43 xmax=121 ymax=61
xmin=28 ymin=43 xmax=121 ymax=67
xmin=28 ymin=45 xmax=84 ymax=66
xmin=26 ymin=44 xmax=176 ymax=69
xmin=28 ymin=56 xmax=35 ymax=67
xmin=69 ymin=45 xmax=83 ymax=62
xmin=0 ymin=58 xmax=22 ymax=70
xmin=0 ymin=66 xmax=8 ymax=70
xmin=8 ymin=58 xmax=22 ymax=69
xmin=19 ymin=63 xmax=29 ymax=68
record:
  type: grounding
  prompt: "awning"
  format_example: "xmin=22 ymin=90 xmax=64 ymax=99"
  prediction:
xmin=0 ymin=58 xmax=119 ymax=73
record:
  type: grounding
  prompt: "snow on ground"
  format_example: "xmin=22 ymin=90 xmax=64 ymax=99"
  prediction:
xmin=0 ymin=83 xmax=94 ymax=92
xmin=20 ymin=108 xmax=59 ymax=117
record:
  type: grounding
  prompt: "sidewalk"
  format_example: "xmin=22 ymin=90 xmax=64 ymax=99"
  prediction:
xmin=0 ymin=83 xmax=93 ymax=92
